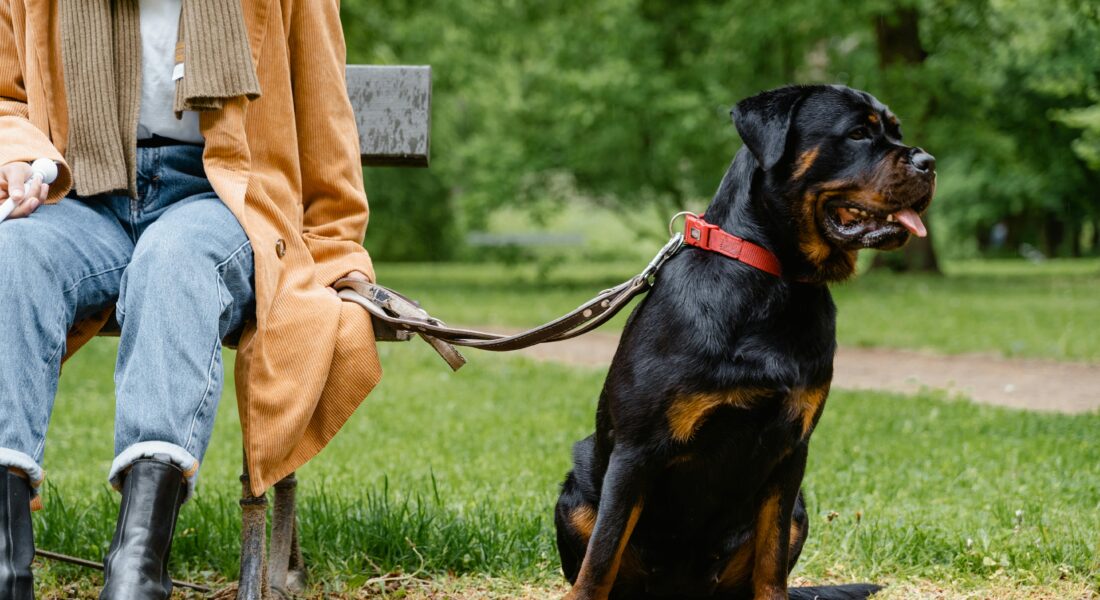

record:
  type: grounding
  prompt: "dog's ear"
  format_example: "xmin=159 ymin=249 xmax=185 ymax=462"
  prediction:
xmin=731 ymin=86 xmax=810 ymax=172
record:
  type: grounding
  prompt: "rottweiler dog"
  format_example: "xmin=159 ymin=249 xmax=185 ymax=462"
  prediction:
xmin=554 ymin=85 xmax=935 ymax=600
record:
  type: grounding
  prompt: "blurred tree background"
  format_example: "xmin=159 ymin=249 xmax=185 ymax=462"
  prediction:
xmin=340 ymin=0 xmax=1100 ymax=268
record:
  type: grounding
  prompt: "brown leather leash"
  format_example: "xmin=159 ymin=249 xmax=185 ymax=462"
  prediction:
xmin=338 ymin=212 xmax=787 ymax=371
xmin=335 ymin=233 xmax=686 ymax=371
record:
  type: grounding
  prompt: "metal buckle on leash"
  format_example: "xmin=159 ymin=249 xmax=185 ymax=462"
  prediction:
xmin=641 ymin=232 xmax=685 ymax=283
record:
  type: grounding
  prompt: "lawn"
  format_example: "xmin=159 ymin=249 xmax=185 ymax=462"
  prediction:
xmin=29 ymin=259 xmax=1100 ymax=598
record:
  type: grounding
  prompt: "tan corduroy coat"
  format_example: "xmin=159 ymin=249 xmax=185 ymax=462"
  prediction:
xmin=0 ymin=0 xmax=382 ymax=494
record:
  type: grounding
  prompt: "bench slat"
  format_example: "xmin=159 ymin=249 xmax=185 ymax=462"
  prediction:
xmin=346 ymin=65 xmax=432 ymax=167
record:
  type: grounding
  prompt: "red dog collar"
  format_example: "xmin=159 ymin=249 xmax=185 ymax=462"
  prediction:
xmin=682 ymin=214 xmax=783 ymax=277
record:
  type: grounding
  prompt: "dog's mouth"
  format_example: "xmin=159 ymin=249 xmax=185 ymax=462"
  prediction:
xmin=822 ymin=195 xmax=931 ymax=250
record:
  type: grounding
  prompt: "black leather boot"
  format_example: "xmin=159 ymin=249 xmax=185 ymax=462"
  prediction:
xmin=0 ymin=469 xmax=35 ymax=600
xmin=99 ymin=459 xmax=186 ymax=600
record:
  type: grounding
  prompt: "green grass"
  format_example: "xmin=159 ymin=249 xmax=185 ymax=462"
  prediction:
xmin=832 ymin=259 xmax=1100 ymax=361
xmin=28 ymin=259 xmax=1100 ymax=595
xmin=35 ymin=328 xmax=1100 ymax=595
xmin=376 ymin=258 xmax=1100 ymax=362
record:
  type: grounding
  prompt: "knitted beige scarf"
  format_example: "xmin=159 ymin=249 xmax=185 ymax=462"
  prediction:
xmin=60 ymin=0 xmax=261 ymax=197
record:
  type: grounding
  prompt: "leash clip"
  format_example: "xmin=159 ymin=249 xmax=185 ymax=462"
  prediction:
xmin=641 ymin=232 xmax=684 ymax=283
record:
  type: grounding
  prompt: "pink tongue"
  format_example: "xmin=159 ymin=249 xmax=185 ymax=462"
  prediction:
xmin=894 ymin=208 xmax=927 ymax=237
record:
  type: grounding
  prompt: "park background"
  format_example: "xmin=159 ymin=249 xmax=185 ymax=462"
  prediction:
xmin=38 ymin=0 xmax=1099 ymax=598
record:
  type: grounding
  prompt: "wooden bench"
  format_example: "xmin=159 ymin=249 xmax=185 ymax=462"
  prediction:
xmin=95 ymin=64 xmax=432 ymax=599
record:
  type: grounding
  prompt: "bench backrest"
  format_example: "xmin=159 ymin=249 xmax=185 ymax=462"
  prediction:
xmin=347 ymin=65 xmax=432 ymax=167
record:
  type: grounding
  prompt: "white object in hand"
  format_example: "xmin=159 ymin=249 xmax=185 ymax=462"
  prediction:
xmin=0 ymin=158 xmax=57 ymax=222
xmin=29 ymin=158 xmax=59 ymax=185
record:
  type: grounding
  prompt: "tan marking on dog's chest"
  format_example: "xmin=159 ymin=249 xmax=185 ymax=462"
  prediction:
xmin=667 ymin=389 xmax=769 ymax=442
xmin=786 ymin=385 xmax=829 ymax=438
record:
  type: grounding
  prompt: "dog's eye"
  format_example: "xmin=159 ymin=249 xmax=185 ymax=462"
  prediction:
xmin=848 ymin=127 xmax=871 ymax=141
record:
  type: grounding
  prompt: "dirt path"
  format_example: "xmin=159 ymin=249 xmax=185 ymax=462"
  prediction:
xmin=488 ymin=329 xmax=1100 ymax=414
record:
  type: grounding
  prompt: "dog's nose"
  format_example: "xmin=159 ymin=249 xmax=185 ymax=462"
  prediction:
xmin=910 ymin=148 xmax=936 ymax=173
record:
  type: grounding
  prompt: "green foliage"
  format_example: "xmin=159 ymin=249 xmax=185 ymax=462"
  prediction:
xmin=918 ymin=0 xmax=1100 ymax=256
xmin=341 ymin=0 xmax=1100 ymax=261
xmin=363 ymin=167 xmax=461 ymax=262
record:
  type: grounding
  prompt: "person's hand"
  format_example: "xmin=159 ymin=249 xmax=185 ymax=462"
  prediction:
xmin=0 ymin=162 xmax=49 ymax=219
xmin=328 ymin=270 xmax=370 ymax=297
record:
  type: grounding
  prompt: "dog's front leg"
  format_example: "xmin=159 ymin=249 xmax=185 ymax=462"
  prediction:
xmin=563 ymin=447 xmax=649 ymax=600
xmin=752 ymin=447 xmax=809 ymax=600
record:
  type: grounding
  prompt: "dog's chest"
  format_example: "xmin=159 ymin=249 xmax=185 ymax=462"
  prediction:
xmin=664 ymin=387 xmax=814 ymax=480
xmin=640 ymin=410 xmax=803 ymax=548
xmin=674 ymin=298 xmax=837 ymax=442
xmin=665 ymin=380 xmax=828 ymax=447
xmin=653 ymin=350 xmax=831 ymax=511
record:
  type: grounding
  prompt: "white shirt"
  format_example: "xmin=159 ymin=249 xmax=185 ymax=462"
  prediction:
xmin=137 ymin=0 xmax=204 ymax=144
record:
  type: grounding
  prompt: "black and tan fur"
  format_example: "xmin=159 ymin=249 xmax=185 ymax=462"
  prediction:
xmin=554 ymin=85 xmax=936 ymax=600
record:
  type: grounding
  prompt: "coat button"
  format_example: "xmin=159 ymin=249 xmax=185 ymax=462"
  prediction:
xmin=275 ymin=239 xmax=286 ymax=258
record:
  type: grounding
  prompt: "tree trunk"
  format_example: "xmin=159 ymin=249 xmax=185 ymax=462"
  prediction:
xmin=874 ymin=8 xmax=927 ymax=67
xmin=870 ymin=5 xmax=942 ymax=274
xmin=1043 ymin=213 xmax=1065 ymax=257
xmin=1069 ymin=220 xmax=1082 ymax=258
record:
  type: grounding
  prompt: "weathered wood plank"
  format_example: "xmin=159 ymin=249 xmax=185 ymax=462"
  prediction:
xmin=346 ymin=65 xmax=432 ymax=167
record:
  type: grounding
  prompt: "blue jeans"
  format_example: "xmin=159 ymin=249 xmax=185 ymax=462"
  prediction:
xmin=0 ymin=145 xmax=254 ymax=500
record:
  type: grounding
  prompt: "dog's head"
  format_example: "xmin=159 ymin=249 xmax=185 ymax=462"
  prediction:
xmin=732 ymin=85 xmax=935 ymax=281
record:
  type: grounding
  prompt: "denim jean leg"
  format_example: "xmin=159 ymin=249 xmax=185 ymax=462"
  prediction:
xmin=110 ymin=168 xmax=254 ymax=499
xmin=0 ymin=197 xmax=134 ymax=490
xmin=124 ymin=144 xmax=215 ymax=236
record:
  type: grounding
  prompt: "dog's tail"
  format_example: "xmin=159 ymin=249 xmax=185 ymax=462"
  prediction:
xmin=788 ymin=584 xmax=883 ymax=599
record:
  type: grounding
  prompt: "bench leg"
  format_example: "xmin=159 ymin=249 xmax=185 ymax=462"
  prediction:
xmin=287 ymin=515 xmax=306 ymax=592
xmin=270 ymin=473 xmax=306 ymax=595
xmin=237 ymin=456 xmax=270 ymax=600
